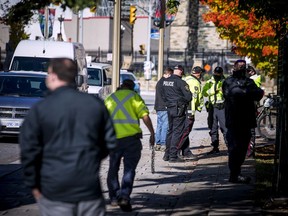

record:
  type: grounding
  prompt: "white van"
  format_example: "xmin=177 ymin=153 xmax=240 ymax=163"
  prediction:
xmin=87 ymin=62 xmax=112 ymax=99
xmin=9 ymin=40 xmax=88 ymax=92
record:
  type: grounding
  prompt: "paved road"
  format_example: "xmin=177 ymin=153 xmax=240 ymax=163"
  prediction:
xmin=0 ymin=91 xmax=262 ymax=215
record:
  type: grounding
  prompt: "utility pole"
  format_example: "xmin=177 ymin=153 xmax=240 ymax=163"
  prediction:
xmin=157 ymin=0 xmax=166 ymax=80
xmin=147 ymin=0 xmax=152 ymax=65
xmin=78 ymin=10 xmax=83 ymax=44
xmin=112 ymin=0 xmax=121 ymax=92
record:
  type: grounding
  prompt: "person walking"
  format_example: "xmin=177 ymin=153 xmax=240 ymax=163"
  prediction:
xmin=223 ymin=59 xmax=264 ymax=183
xmin=177 ymin=66 xmax=204 ymax=160
xmin=161 ymin=65 xmax=192 ymax=162
xmin=104 ymin=79 xmax=155 ymax=212
xmin=202 ymin=66 xmax=228 ymax=155
xmin=154 ymin=67 xmax=173 ymax=152
xmin=246 ymin=65 xmax=262 ymax=157
xmin=20 ymin=58 xmax=117 ymax=216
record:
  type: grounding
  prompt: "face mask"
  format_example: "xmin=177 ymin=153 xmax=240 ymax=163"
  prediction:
xmin=213 ymin=74 xmax=221 ymax=81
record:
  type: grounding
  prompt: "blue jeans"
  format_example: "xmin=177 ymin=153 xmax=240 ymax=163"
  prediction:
xmin=107 ymin=136 xmax=142 ymax=201
xmin=155 ymin=111 xmax=168 ymax=145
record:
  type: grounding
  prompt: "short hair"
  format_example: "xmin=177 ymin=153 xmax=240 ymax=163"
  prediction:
xmin=164 ymin=67 xmax=173 ymax=75
xmin=120 ymin=79 xmax=135 ymax=90
xmin=49 ymin=58 xmax=77 ymax=84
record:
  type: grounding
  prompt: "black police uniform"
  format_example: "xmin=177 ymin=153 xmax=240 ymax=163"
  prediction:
xmin=161 ymin=74 xmax=192 ymax=161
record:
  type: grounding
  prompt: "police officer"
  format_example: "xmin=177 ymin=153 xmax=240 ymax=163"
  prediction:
xmin=202 ymin=66 xmax=228 ymax=155
xmin=104 ymin=79 xmax=155 ymax=211
xmin=177 ymin=66 xmax=204 ymax=160
xmin=223 ymin=60 xmax=263 ymax=183
xmin=161 ymin=65 xmax=192 ymax=162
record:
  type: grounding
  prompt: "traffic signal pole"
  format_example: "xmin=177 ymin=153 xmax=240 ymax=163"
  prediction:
xmin=157 ymin=0 xmax=166 ymax=81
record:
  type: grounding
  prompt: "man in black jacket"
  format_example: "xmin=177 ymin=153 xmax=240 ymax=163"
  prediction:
xmin=223 ymin=59 xmax=263 ymax=184
xmin=154 ymin=67 xmax=173 ymax=151
xmin=161 ymin=65 xmax=192 ymax=162
xmin=20 ymin=58 xmax=117 ymax=216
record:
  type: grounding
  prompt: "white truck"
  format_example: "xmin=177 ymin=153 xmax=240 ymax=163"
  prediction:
xmin=9 ymin=40 xmax=88 ymax=92
xmin=87 ymin=62 xmax=112 ymax=99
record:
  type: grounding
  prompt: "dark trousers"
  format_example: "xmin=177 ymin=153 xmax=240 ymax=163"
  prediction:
xmin=210 ymin=107 xmax=228 ymax=147
xmin=226 ymin=127 xmax=251 ymax=178
xmin=178 ymin=117 xmax=195 ymax=156
xmin=107 ymin=136 xmax=142 ymax=201
xmin=165 ymin=108 xmax=186 ymax=159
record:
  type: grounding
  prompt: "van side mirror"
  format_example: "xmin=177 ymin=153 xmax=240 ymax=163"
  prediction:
xmin=105 ymin=78 xmax=112 ymax=85
xmin=76 ymin=75 xmax=84 ymax=87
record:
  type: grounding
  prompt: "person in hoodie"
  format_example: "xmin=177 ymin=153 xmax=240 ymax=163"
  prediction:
xmin=223 ymin=59 xmax=263 ymax=184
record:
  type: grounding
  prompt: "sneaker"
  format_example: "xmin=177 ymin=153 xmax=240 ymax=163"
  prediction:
xmin=169 ymin=157 xmax=185 ymax=163
xmin=118 ymin=198 xmax=132 ymax=212
xmin=229 ymin=175 xmax=251 ymax=184
xmin=110 ymin=199 xmax=118 ymax=207
xmin=163 ymin=155 xmax=169 ymax=161
xmin=183 ymin=154 xmax=198 ymax=161
xmin=155 ymin=144 xmax=161 ymax=151
xmin=160 ymin=145 xmax=166 ymax=152
xmin=207 ymin=147 xmax=220 ymax=155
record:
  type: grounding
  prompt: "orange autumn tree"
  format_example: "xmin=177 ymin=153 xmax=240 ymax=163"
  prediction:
xmin=200 ymin=0 xmax=279 ymax=77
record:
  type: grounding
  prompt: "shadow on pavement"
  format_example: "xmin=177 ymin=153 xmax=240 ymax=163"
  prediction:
xmin=0 ymin=164 xmax=35 ymax=211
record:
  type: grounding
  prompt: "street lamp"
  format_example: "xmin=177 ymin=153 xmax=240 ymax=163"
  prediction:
xmin=58 ymin=15 xmax=64 ymax=41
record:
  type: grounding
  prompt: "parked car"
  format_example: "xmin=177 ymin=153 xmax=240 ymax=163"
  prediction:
xmin=87 ymin=62 xmax=112 ymax=99
xmin=120 ymin=70 xmax=140 ymax=94
xmin=0 ymin=71 xmax=47 ymax=137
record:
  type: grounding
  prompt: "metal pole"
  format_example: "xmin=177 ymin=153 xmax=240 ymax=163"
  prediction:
xmin=112 ymin=0 xmax=121 ymax=92
xmin=146 ymin=0 xmax=152 ymax=91
xmin=157 ymin=0 xmax=165 ymax=81
xmin=147 ymin=0 xmax=152 ymax=63
xmin=79 ymin=10 xmax=83 ymax=44
xmin=44 ymin=7 xmax=49 ymax=39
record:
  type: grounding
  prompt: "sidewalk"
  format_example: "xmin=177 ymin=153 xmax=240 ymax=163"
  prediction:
xmin=0 ymin=92 xmax=262 ymax=216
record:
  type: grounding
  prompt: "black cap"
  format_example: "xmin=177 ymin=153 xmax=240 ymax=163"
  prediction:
xmin=214 ymin=66 xmax=223 ymax=73
xmin=192 ymin=66 xmax=203 ymax=74
xmin=174 ymin=65 xmax=184 ymax=73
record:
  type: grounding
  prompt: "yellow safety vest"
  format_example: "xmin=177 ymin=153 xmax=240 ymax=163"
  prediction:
xmin=250 ymin=74 xmax=261 ymax=87
xmin=202 ymin=76 xmax=225 ymax=105
xmin=183 ymin=75 xmax=204 ymax=115
xmin=104 ymin=89 xmax=149 ymax=139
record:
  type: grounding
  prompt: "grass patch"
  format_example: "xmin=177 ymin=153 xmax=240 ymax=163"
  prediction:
xmin=254 ymin=144 xmax=275 ymax=206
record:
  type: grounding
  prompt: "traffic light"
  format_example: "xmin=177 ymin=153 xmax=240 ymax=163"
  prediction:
xmin=90 ymin=6 xmax=97 ymax=13
xmin=129 ymin=5 xmax=137 ymax=25
xmin=139 ymin=44 xmax=145 ymax=55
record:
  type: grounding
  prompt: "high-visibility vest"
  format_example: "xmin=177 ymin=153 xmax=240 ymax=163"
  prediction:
xmin=104 ymin=89 xmax=149 ymax=139
xmin=202 ymin=76 xmax=225 ymax=105
xmin=183 ymin=75 xmax=204 ymax=115
xmin=250 ymin=74 xmax=261 ymax=87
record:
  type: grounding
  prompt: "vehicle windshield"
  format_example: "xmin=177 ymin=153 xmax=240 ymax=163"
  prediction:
xmin=120 ymin=74 xmax=136 ymax=82
xmin=0 ymin=76 xmax=47 ymax=97
xmin=87 ymin=68 xmax=102 ymax=86
xmin=10 ymin=57 xmax=50 ymax=72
